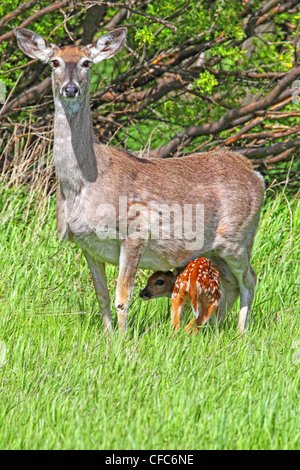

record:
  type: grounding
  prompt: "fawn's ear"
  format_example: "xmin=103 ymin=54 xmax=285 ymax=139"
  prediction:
xmin=14 ymin=28 xmax=57 ymax=63
xmin=87 ymin=28 xmax=127 ymax=64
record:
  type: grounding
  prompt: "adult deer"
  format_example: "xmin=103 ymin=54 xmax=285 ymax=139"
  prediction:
xmin=14 ymin=27 xmax=264 ymax=334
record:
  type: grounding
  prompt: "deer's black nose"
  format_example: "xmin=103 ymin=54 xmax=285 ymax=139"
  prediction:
xmin=139 ymin=289 xmax=151 ymax=300
xmin=62 ymin=82 xmax=80 ymax=98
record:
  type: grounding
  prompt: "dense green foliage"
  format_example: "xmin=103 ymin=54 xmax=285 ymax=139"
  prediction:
xmin=1 ymin=0 xmax=299 ymax=186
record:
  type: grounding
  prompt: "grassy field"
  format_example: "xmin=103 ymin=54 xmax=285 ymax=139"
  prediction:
xmin=0 ymin=184 xmax=299 ymax=450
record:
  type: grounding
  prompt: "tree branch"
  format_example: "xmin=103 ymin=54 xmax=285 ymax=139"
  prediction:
xmin=84 ymin=1 xmax=177 ymax=31
xmin=0 ymin=78 xmax=52 ymax=117
xmin=150 ymin=66 xmax=300 ymax=157
xmin=0 ymin=0 xmax=39 ymax=30
xmin=236 ymin=138 xmax=300 ymax=157
xmin=0 ymin=0 xmax=70 ymax=43
xmin=251 ymin=147 xmax=296 ymax=166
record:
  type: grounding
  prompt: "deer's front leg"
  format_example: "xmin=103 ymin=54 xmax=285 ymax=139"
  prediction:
xmin=115 ymin=238 xmax=146 ymax=333
xmin=84 ymin=252 xmax=113 ymax=333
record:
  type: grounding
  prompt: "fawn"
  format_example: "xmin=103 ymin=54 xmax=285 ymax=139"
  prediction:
xmin=140 ymin=257 xmax=221 ymax=334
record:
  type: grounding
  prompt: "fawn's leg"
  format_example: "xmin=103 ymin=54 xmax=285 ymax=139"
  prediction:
xmin=196 ymin=300 xmax=219 ymax=329
xmin=186 ymin=295 xmax=219 ymax=336
xmin=184 ymin=288 xmax=198 ymax=334
xmin=171 ymin=291 xmax=188 ymax=331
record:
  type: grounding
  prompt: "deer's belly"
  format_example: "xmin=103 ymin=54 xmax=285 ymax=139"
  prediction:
xmin=73 ymin=233 xmax=121 ymax=266
xmin=72 ymin=232 xmax=202 ymax=271
xmin=63 ymin=190 xmax=213 ymax=269
xmin=139 ymin=240 xmax=205 ymax=271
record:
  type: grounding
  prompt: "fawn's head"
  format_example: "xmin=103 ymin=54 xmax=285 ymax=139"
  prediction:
xmin=139 ymin=271 xmax=177 ymax=300
xmin=14 ymin=28 xmax=127 ymax=100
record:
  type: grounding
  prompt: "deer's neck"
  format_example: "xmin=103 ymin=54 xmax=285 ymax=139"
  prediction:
xmin=53 ymin=87 xmax=98 ymax=198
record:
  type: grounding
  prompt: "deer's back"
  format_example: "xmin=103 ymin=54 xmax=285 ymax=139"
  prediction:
xmin=101 ymin=146 xmax=264 ymax=225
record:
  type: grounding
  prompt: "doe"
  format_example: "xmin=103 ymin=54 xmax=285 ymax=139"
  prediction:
xmin=14 ymin=27 xmax=264 ymax=334
xmin=140 ymin=257 xmax=221 ymax=334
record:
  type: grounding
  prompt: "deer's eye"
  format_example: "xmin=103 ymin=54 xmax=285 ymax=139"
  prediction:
xmin=155 ymin=279 xmax=165 ymax=286
xmin=51 ymin=60 xmax=60 ymax=68
xmin=82 ymin=60 xmax=91 ymax=68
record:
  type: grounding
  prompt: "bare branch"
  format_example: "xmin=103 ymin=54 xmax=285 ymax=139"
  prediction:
xmin=0 ymin=78 xmax=52 ymax=117
xmin=0 ymin=0 xmax=39 ymax=29
xmin=251 ymin=147 xmax=296 ymax=166
xmin=237 ymin=138 xmax=300 ymax=157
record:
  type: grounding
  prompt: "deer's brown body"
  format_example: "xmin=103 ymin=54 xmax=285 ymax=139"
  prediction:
xmin=15 ymin=27 xmax=264 ymax=334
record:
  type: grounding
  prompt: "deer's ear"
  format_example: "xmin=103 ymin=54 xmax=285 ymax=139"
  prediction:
xmin=87 ymin=28 xmax=127 ymax=64
xmin=14 ymin=28 xmax=57 ymax=63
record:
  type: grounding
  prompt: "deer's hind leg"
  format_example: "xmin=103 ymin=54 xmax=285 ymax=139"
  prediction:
xmin=223 ymin=256 xmax=257 ymax=333
xmin=218 ymin=279 xmax=239 ymax=326
xmin=186 ymin=292 xmax=219 ymax=335
xmin=210 ymin=257 xmax=239 ymax=326
xmin=171 ymin=289 xmax=188 ymax=331
xmin=184 ymin=283 xmax=198 ymax=334
xmin=237 ymin=263 xmax=257 ymax=333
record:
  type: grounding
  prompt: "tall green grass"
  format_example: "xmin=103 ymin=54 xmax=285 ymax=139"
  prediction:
xmin=0 ymin=185 xmax=299 ymax=449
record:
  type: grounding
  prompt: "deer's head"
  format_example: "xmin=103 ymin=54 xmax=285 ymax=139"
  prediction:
xmin=14 ymin=27 xmax=127 ymax=100
xmin=139 ymin=271 xmax=177 ymax=300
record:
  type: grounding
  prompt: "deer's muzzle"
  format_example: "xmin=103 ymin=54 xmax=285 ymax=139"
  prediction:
xmin=62 ymin=82 xmax=80 ymax=98
xmin=139 ymin=288 xmax=151 ymax=300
